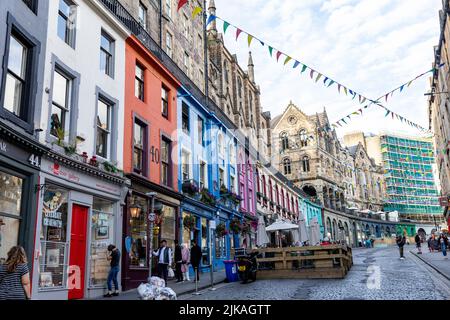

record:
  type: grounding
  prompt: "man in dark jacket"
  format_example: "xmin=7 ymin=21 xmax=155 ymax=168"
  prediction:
xmin=396 ymin=235 xmax=406 ymax=260
xmin=174 ymin=240 xmax=183 ymax=283
xmin=415 ymin=234 xmax=422 ymax=254
xmin=190 ymin=240 xmax=202 ymax=281
xmin=153 ymin=240 xmax=172 ymax=285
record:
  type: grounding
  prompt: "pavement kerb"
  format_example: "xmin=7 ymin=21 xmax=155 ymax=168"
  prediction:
xmin=176 ymin=279 xmax=227 ymax=297
xmin=409 ymin=251 xmax=450 ymax=282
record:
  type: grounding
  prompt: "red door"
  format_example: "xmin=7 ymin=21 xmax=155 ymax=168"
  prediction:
xmin=68 ymin=204 xmax=88 ymax=300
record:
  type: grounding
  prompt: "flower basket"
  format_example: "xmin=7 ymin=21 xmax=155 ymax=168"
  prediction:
xmin=200 ymin=188 xmax=217 ymax=207
xmin=229 ymin=218 xmax=242 ymax=234
xmin=183 ymin=214 xmax=196 ymax=231
xmin=220 ymin=184 xmax=229 ymax=196
xmin=228 ymin=192 xmax=242 ymax=205
xmin=182 ymin=180 xmax=199 ymax=195
xmin=216 ymin=222 xmax=228 ymax=238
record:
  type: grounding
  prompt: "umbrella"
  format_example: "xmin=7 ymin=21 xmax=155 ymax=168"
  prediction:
xmin=256 ymin=215 xmax=270 ymax=247
xmin=298 ymin=216 xmax=309 ymax=243
xmin=266 ymin=219 xmax=300 ymax=232
xmin=309 ymin=217 xmax=321 ymax=246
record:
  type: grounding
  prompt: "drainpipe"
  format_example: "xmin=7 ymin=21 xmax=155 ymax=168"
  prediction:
xmin=159 ymin=0 xmax=162 ymax=48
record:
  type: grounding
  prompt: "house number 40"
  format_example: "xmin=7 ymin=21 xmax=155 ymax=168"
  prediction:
xmin=150 ymin=146 xmax=160 ymax=164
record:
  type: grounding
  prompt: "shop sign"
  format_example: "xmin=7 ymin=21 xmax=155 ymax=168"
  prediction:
xmin=0 ymin=138 xmax=41 ymax=168
xmin=43 ymin=194 xmax=65 ymax=229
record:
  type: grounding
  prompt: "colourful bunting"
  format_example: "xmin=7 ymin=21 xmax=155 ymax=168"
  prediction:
xmin=268 ymin=46 xmax=274 ymax=57
xmin=206 ymin=15 xmax=217 ymax=26
xmin=327 ymin=80 xmax=335 ymax=87
xmin=236 ymin=28 xmax=243 ymax=40
xmin=310 ymin=69 xmax=315 ymax=79
xmin=248 ymin=34 xmax=253 ymax=47
xmin=323 ymin=77 xmax=329 ymax=84
xmin=284 ymin=56 xmax=292 ymax=65
xmin=192 ymin=6 xmax=203 ymax=18
xmin=276 ymin=51 xmax=282 ymax=62
xmin=385 ymin=110 xmax=391 ymax=117
xmin=315 ymin=73 xmax=322 ymax=82
xmin=293 ymin=61 xmax=300 ymax=69
xmin=223 ymin=21 xmax=230 ymax=34
xmin=301 ymin=65 xmax=308 ymax=73
xmin=177 ymin=0 xmax=188 ymax=11
xmin=343 ymin=87 xmax=348 ymax=96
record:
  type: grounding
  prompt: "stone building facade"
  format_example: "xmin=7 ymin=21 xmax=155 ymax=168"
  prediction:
xmin=271 ymin=102 xmax=384 ymax=213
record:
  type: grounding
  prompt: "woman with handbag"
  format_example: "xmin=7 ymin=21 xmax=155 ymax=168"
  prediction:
xmin=0 ymin=246 xmax=31 ymax=300
xmin=181 ymin=244 xmax=191 ymax=282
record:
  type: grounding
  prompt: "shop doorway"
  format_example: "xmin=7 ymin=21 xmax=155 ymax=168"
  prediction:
xmin=68 ymin=204 xmax=89 ymax=300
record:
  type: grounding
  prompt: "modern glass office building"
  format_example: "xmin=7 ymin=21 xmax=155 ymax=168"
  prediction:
xmin=380 ymin=135 xmax=442 ymax=223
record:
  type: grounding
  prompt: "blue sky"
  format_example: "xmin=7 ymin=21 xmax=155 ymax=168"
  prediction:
xmin=213 ymin=0 xmax=441 ymax=138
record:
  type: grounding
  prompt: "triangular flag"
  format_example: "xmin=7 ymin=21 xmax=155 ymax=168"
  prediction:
xmin=284 ymin=56 xmax=292 ymax=65
xmin=385 ymin=93 xmax=389 ymax=102
xmin=323 ymin=77 xmax=329 ymax=84
xmin=293 ymin=61 xmax=300 ymax=69
xmin=352 ymin=92 xmax=357 ymax=99
xmin=392 ymin=112 xmax=394 ymax=119
xmin=400 ymin=85 xmax=405 ymax=92
xmin=259 ymin=40 xmax=265 ymax=46
xmin=192 ymin=6 xmax=203 ymax=18
xmin=385 ymin=110 xmax=390 ymax=117
xmin=315 ymin=73 xmax=322 ymax=82
xmin=276 ymin=51 xmax=282 ymax=62
xmin=352 ymin=112 xmax=359 ymax=116
xmin=223 ymin=21 xmax=230 ymax=34
xmin=342 ymin=118 xmax=347 ymax=124
xmin=247 ymin=34 xmax=253 ymax=47
xmin=177 ymin=0 xmax=188 ymax=11
xmin=361 ymin=97 xmax=366 ymax=103
xmin=332 ymin=124 xmax=338 ymax=128
xmin=236 ymin=28 xmax=243 ymax=41
xmin=310 ymin=69 xmax=315 ymax=79
xmin=349 ymin=89 xmax=354 ymax=96
xmin=301 ymin=65 xmax=307 ymax=73
xmin=337 ymin=122 xmax=342 ymax=127
xmin=343 ymin=87 xmax=348 ymax=95
xmin=338 ymin=84 xmax=341 ymax=93
xmin=206 ymin=15 xmax=217 ymax=26
xmin=269 ymin=46 xmax=273 ymax=57
xmin=327 ymin=80 xmax=335 ymax=87
xmin=359 ymin=109 xmax=363 ymax=115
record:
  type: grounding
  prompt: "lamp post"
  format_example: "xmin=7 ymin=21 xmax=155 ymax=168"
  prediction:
xmin=146 ymin=192 xmax=157 ymax=280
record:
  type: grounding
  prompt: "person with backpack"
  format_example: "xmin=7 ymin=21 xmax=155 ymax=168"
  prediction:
xmin=415 ymin=233 xmax=422 ymax=254
xmin=396 ymin=235 xmax=406 ymax=260
xmin=0 ymin=246 xmax=31 ymax=300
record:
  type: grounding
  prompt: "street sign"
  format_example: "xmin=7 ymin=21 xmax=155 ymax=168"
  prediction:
xmin=209 ymin=220 xmax=216 ymax=230
xmin=148 ymin=213 xmax=156 ymax=222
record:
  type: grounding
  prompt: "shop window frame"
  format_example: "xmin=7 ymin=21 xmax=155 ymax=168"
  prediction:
xmin=94 ymin=87 xmax=118 ymax=162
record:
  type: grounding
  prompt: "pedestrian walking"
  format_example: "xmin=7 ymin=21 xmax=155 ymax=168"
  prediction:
xmin=415 ymin=233 xmax=422 ymax=254
xmin=181 ymin=243 xmax=191 ymax=282
xmin=153 ymin=240 xmax=172 ymax=285
xmin=396 ymin=235 xmax=406 ymax=260
xmin=427 ymin=236 xmax=433 ymax=253
xmin=174 ymin=240 xmax=183 ymax=283
xmin=104 ymin=244 xmax=120 ymax=298
xmin=439 ymin=234 xmax=448 ymax=259
xmin=190 ymin=240 xmax=202 ymax=282
xmin=0 ymin=246 xmax=31 ymax=300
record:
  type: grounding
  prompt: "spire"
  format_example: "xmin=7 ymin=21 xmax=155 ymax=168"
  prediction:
xmin=208 ymin=0 xmax=217 ymax=33
xmin=248 ymin=51 xmax=255 ymax=83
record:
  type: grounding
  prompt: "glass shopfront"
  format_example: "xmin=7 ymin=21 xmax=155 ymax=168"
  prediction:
xmin=0 ymin=170 xmax=23 ymax=263
xmin=39 ymin=185 xmax=69 ymax=289
xmin=129 ymin=195 xmax=148 ymax=268
xmin=160 ymin=204 xmax=176 ymax=248
xmin=90 ymin=198 xmax=115 ymax=286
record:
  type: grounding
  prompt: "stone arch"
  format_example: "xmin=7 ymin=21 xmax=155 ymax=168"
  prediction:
xmin=303 ymin=185 xmax=317 ymax=197
xmin=332 ymin=219 xmax=338 ymax=240
xmin=326 ymin=217 xmax=332 ymax=237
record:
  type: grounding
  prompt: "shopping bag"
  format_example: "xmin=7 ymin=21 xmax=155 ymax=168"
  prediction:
xmin=168 ymin=267 xmax=175 ymax=278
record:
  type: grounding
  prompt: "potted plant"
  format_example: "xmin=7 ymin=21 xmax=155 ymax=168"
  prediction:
xmin=228 ymin=192 xmax=242 ymax=205
xmin=220 ymin=184 xmax=229 ymax=196
xmin=182 ymin=180 xmax=199 ymax=195
xmin=183 ymin=214 xmax=196 ymax=231
xmin=103 ymin=161 xmax=120 ymax=174
xmin=200 ymin=188 xmax=217 ymax=207
xmin=216 ymin=222 xmax=228 ymax=238
xmin=89 ymin=156 xmax=99 ymax=167
xmin=229 ymin=218 xmax=242 ymax=234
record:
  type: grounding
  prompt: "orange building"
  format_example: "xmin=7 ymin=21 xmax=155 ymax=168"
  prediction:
xmin=121 ymin=35 xmax=181 ymax=290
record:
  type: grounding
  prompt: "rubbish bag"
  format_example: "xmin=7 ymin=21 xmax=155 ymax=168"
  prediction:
xmin=168 ymin=267 xmax=175 ymax=278
xmin=149 ymin=276 xmax=166 ymax=288
xmin=155 ymin=287 xmax=177 ymax=300
xmin=137 ymin=283 xmax=157 ymax=300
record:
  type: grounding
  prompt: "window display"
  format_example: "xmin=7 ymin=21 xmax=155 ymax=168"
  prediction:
xmin=90 ymin=198 xmax=114 ymax=286
xmin=160 ymin=205 xmax=175 ymax=248
xmin=129 ymin=195 xmax=148 ymax=268
xmin=0 ymin=171 xmax=23 ymax=263
xmin=39 ymin=185 xmax=69 ymax=289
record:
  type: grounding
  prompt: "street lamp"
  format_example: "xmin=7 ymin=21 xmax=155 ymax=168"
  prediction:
xmin=146 ymin=192 xmax=157 ymax=280
xmin=130 ymin=203 xmax=142 ymax=219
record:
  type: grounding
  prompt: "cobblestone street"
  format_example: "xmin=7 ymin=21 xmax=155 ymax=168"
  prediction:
xmin=179 ymin=246 xmax=450 ymax=300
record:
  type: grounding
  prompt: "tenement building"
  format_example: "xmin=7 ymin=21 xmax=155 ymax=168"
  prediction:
xmin=429 ymin=0 xmax=450 ymax=230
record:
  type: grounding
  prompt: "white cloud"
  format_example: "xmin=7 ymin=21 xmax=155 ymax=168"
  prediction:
xmin=213 ymin=0 xmax=441 ymax=138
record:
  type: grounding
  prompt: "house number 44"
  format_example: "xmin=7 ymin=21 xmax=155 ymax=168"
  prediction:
xmin=28 ymin=154 xmax=41 ymax=168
